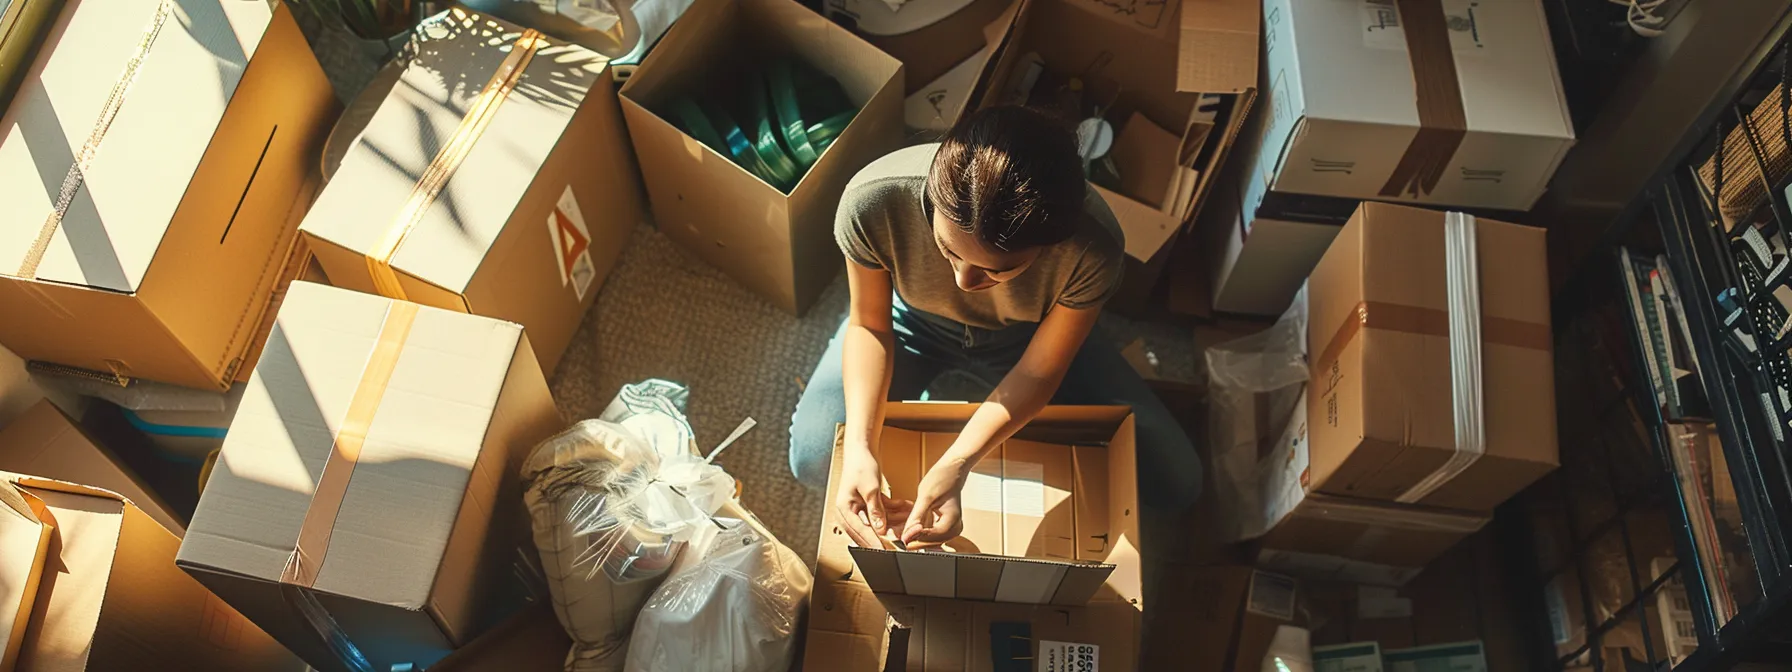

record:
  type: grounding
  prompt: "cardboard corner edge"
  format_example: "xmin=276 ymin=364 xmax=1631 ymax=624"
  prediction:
xmin=1175 ymin=0 xmax=1261 ymax=94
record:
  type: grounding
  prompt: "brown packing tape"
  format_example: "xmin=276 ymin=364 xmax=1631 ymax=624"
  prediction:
xmin=281 ymin=301 xmax=420 ymax=587
xmin=1377 ymin=0 xmax=1466 ymax=199
xmin=1313 ymin=301 xmax=1550 ymax=380
xmin=18 ymin=0 xmax=175 ymax=278
xmin=1293 ymin=496 xmax=1489 ymax=534
xmin=366 ymin=16 xmax=546 ymax=302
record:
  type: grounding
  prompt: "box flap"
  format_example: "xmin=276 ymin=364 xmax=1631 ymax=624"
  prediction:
xmin=0 ymin=401 xmax=185 ymax=534
xmin=0 ymin=479 xmax=51 ymax=669
xmin=301 ymin=10 xmax=605 ymax=297
xmin=0 ymin=0 xmax=274 ymax=291
xmin=1176 ymin=0 xmax=1259 ymax=93
xmin=14 ymin=480 xmax=126 ymax=672
xmin=176 ymin=282 xmax=521 ymax=609
xmin=848 ymin=546 xmax=1114 ymax=605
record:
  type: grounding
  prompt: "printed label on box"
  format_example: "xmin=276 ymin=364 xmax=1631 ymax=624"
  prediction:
xmin=1246 ymin=570 xmax=1298 ymax=620
xmin=1038 ymin=640 xmax=1099 ymax=672
xmin=1361 ymin=0 xmax=1489 ymax=54
xmin=548 ymin=186 xmax=596 ymax=300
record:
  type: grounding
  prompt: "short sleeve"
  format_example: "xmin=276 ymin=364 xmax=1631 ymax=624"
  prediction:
xmin=834 ymin=184 xmax=887 ymax=269
xmin=1057 ymin=237 xmax=1125 ymax=309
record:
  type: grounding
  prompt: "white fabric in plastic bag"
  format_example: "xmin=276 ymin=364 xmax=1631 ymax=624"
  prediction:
xmin=1206 ymin=286 xmax=1310 ymax=542
xmin=625 ymin=501 xmax=812 ymax=672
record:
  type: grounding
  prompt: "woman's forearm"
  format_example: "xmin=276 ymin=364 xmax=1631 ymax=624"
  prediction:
xmin=841 ymin=321 xmax=894 ymax=460
xmin=936 ymin=369 xmax=1057 ymax=474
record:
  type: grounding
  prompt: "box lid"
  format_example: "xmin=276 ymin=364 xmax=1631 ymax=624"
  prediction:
xmin=299 ymin=9 xmax=606 ymax=296
xmin=0 ymin=0 xmax=275 ymax=292
xmin=176 ymin=282 xmax=523 ymax=611
xmin=1175 ymin=0 xmax=1259 ymax=93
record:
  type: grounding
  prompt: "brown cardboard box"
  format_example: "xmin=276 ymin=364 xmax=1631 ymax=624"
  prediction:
xmin=1002 ymin=439 xmax=1074 ymax=561
xmin=0 ymin=478 xmax=52 ymax=670
xmin=175 ymin=282 xmax=564 ymax=672
xmin=802 ymin=432 xmax=1140 ymax=671
xmin=0 ymin=401 xmax=183 ymax=535
xmin=299 ymin=9 xmax=642 ymax=375
xmin=620 ymin=0 xmax=902 ymax=315
xmin=1153 ymin=566 xmax=1298 ymax=672
xmin=855 ymin=0 xmax=1027 ymax=133
xmin=980 ymin=0 xmax=1258 ymax=310
xmin=428 ymin=605 xmax=571 ymax=672
xmin=10 ymin=474 xmax=303 ymax=670
xmin=844 ymin=404 xmax=1143 ymax=607
xmin=1306 ymin=202 xmax=1558 ymax=511
xmin=0 ymin=1 xmax=337 ymax=390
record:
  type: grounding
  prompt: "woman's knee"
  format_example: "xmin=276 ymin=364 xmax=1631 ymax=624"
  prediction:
xmin=787 ymin=419 xmax=836 ymax=490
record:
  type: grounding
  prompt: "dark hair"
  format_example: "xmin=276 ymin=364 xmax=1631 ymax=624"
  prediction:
xmin=926 ymin=105 xmax=1085 ymax=253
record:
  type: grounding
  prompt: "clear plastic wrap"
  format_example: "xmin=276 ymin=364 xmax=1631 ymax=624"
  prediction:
xmin=624 ymin=501 xmax=811 ymax=672
xmin=1206 ymin=286 xmax=1310 ymax=542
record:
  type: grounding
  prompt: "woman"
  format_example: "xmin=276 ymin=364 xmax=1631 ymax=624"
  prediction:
xmin=787 ymin=105 xmax=1203 ymax=548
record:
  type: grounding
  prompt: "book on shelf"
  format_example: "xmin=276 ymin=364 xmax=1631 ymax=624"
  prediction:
xmin=1622 ymin=248 xmax=1712 ymax=421
xmin=1667 ymin=422 xmax=1739 ymax=626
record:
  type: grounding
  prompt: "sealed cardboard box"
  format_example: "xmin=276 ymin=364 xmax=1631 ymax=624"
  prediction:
xmin=0 ymin=0 xmax=336 ymax=390
xmin=803 ymin=428 xmax=1140 ymax=671
xmin=1306 ymin=202 xmax=1557 ymax=511
xmin=0 ymin=400 xmax=183 ymax=535
xmin=620 ymin=0 xmax=903 ymax=315
xmin=176 ymin=282 xmax=564 ymax=672
xmin=1253 ymin=0 xmax=1573 ymax=211
xmin=1254 ymin=390 xmax=1488 ymax=586
xmin=843 ymin=404 xmax=1143 ymax=607
xmin=1201 ymin=130 xmax=1352 ymax=316
xmin=8 ymin=473 xmax=303 ymax=670
xmin=984 ymin=0 xmax=1258 ymax=304
xmin=300 ymin=9 xmax=642 ymax=375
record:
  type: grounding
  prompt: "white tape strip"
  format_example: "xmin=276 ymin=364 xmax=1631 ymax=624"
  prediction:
xmin=1397 ymin=212 xmax=1485 ymax=503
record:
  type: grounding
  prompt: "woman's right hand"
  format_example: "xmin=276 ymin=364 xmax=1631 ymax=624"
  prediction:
xmin=836 ymin=447 xmax=893 ymax=547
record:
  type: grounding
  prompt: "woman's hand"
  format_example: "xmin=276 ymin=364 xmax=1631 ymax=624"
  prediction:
xmin=902 ymin=457 xmax=967 ymax=546
xmin=836 ymin=447 xmax=892 ymax=547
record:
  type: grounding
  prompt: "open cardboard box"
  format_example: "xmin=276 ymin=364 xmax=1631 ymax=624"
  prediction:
xmin=619 ymin=0 xmax=903 ymax=315
xmin=977 ymin=0 xmax=1258 ymax=311
xmin=839 ymin=404 xmax=1142 ymax=608
xmin=827 ymin=0 xmax=1028 ymax=133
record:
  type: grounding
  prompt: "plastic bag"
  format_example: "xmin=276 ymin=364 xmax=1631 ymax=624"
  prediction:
xmin=1205 ymin=286 xmax=1309 ymax=542
xmin=624 ymin=501 xmax=811 ymax=672
xmin=522 ymin=380 xmax=734 ymax=671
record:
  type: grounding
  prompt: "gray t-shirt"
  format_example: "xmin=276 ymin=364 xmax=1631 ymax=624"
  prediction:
xmin=834 ymin=144 xmax=1126 ymax=330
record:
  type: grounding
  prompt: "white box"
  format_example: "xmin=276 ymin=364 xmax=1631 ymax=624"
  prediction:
xmin=1253 ymin=0 xmax=1573 ymax=211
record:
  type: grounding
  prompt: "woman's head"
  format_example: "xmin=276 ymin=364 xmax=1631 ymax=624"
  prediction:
xmin=926 ymin=105 xmax=1085 ymax=292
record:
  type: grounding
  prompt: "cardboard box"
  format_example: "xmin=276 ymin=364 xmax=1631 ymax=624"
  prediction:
xmin=844 ymin=404 xmax=1142 ymax=607
xmin=0 ymin=477 xmax=51 ymax=671
xmin=620 ymin=0 xmax=902 ymax=315
xmin=1385 ymin=641 xmax=1488 ymax=672
xmin=1306 ymin=202 xmax=1557 ymax=511
xmin=429 ymin=604 xmax=570 ymax=672
xmin=299 ymin=9 xmax=641 ymax=375
xmin=1002 ymin=439 xmax=1074 ymax=560
xmin=1315 ymin=642 xmax=1384 ymax=672
xmin=1202 ymin=129 xmax=1352 ymax=316
xmin=175 ymin=282 xmax=564 ymax=672
xmin=1254 ymin=390 xmax=1489 ymax=586
xmin=8 ymin=473 xmax=302 ymax=670
xmin=803 ymin=432 xmax=1140 ymax=671
xmin=826 ymin=0 xmax=1027 ymax=133
xmin=1253 ymin=0 xmax=1573 ymax=211
xmin=0 ymin=1 xmax=336 ymax=390
xmin=1162 ymin=566 xmax=1299 ymax=672
xmin=0 ymin=400 xmax=184 ymax=535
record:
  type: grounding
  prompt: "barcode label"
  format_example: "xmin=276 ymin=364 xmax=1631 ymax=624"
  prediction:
xmin=1247 ymin=571 xmax=1298 ymax=620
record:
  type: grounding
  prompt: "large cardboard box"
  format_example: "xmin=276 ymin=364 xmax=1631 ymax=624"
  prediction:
xmin=983 ymin=0 xmax=1258 ymax=298
xmin=1150 ymin=566 xmax=1298 ymax=672
xmin=0 ymin=0 xmax=337 ymax=390
xmin=0 ymin=400 xmax=183 ymax=535
xmin=1254 ymin=390 xmax=1488 ymax=586
xmin=843 ymin=404 xmax=1142 ymax=607
xmin=6 ymin=473 xmax=303 ymax=670
xmin=1306 ymin=202 xmax=1557 ymax=511
xmin=1253 ymin=0 xmax=1573 ymax=211
xmin=1201 ymin=126 xmax=1352 ymax=317
xmin=802 ymin=419 xmax=1142 ymax=671
xmin=620 ymin=0 xmax=903 ymax=315
xmin=175 ymin=282 xmax=564 ymax=672
xmin=300 ymin=9 xmax=641 ymax=375
xmin=823 ymin=0 xmax=1028 ymax=133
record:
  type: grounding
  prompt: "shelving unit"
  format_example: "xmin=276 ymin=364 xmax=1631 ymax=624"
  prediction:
xmin=1515 ymin=14 xmax=1792 ymax=670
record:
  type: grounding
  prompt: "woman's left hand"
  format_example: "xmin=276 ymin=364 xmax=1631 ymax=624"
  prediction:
xmin=902 ymin=460 xmax=967 ymax=546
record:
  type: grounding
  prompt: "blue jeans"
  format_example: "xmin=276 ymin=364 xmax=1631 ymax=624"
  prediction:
xmin=786 ymin=296 xmax=1204 ymax=513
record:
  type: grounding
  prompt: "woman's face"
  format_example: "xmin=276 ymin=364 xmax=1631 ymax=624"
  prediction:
xmin=930 ymin=208 xmax=1041 ymax=292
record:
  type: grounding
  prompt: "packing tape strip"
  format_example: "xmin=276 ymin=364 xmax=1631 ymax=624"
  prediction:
xmin=1377 ymin=0 xmax=1466 ymax=200
xmin=367 ymin=23 xmax=545 ymax=301
xmin=1395 ymin=212 xmax=1484 ymax=503
xmin=1296 ymin=496 xmax=1487 ymax=534
xmin=281 ymin=583 xmax=375 ymax=672
xmin=18 ymin=0 xmax=174 ymax=278
xmin=1312 ymin=300 xmax=1548 ymax=381
xmin=281 ymin=301 xmax=419 ymax=587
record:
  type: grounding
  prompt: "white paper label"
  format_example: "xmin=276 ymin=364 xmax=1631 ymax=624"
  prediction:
xmin=548 ymin=186 xmax=596 ymax=300
xmin=1357 ymin=585 xmax=1413 ymax=619
xmin=1038 ymin=640 xmax=1099 ymax=672
xmin=1246 ymin=571 xmax=1298 ymax=620
xmin=963 ymin=472 xmax=1004 ymax=513
xmin=1004 ymin=461 xmax=1046 ymax=518
xmin=1361 ymin=0 xmax=1489 ymax=54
